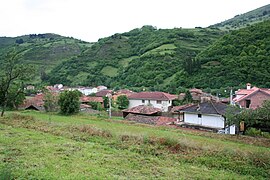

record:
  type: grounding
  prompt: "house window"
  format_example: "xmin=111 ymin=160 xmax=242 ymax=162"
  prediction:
xmin=148 ymin=100 xmax=150 ymax=104
xmin=157 ymin=100 xmax=162 ymax=104
xmin=142 ymin=100 xmax=145 ymax=103
xmin=245 ymin=99 xmax=251 ymax=108
xmin=198 ymin=114 xmax=202 ymax=118
xmin=169 ymin=100 xmax=171 ymax=103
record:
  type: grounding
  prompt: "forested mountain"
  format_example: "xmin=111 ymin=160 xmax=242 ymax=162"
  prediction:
xmin=188 ymin=20 xmax=270 ymax=89
xmin=0 ymin=34 xmax=93 ymax=83
xmin=1 ymin=6 xmax=270 ymax=94
xmin=47 ymin=26 xmax=224 ymax=92
xmin=210 ymin=4 xmax=270 ymax=30
xmin=47 ymin=20 xmax=270 ymax=93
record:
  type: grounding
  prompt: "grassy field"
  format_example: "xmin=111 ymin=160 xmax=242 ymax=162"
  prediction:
xmin=142 ymin=44 xmax=177 ymax=57
xmin=119 ymin=56 xmax=139 ymax=68
xmin=101 ymin=66 xmax=118 ymax=77
xmin=0 ymin=111 xmax=269 ymax=179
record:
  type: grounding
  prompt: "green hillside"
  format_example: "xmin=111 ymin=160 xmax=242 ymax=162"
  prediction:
xmin=0 ymin=34 xmax=93 ymax=83
xmin=47 ymin=26 xmax=224 ymax=90
xmin=1 ymin=5 xmax=270 ymax=92
xmin=210 ymin=4 xmax=270 ymax=30
xmin=187 ymin=20 xmax=270 ymax=89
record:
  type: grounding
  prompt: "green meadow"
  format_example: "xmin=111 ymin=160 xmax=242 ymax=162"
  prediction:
xmin=0 ymin=111 xmax=269 ymax=179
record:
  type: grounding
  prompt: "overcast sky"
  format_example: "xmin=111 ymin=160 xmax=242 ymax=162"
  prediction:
xmin=0 ymin=0 xmax=269 ymax=42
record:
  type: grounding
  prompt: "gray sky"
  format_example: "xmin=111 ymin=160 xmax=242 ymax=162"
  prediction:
xmin=0 ymin=0 xmax=269 ymax=42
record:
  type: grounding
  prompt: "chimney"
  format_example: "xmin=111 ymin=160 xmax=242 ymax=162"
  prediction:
xmin=246 ymin=83 xmax=251 ymax=90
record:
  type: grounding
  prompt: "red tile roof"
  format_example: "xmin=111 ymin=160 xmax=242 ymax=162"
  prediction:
xmin=234 ymin=87 xmax=270 ymax=102
xmin=122 ymin=105 xmax=161 ymax=115
xmin=189 ymin=88 xmax=203 ymax=94
xmin=80 ymin=104 xmax=92 ymax=109
xmin=115 ymin=89 xmax=134 ymax=96
xmin=125 ymin=114 xmax=176 ymax=125
xmin=170 ymin=104 xmax=194 ymax=112
xmin=95 ymin=90 xmax=113 ymax=97
xmin=128 ymin=91 xmax=177 ymax=101
xmin=19 ymin=93 xmax=46 ymax=109
xmin=80 ymin=96 xmax=103 ymax=103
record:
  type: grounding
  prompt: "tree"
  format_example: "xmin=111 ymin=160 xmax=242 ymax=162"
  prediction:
xmin=88 ymin=102 xmax=103 ymax=111
xmin=225 ymin=100 xmax=270 ymax=133
xmin=116 ymin=95 xmax=129 ymax=109
xmin=58 ymin=90 xmax=80 ymax=115
xmin=183 ymin=90 xmax=193 ymax=103
xmin=15 ymin=39 xmax=24 ymax=44
xmin=225 ymin=105 xmax=242 ymax=127
xmin=0 ymin=51 xmax=35 ymax=116
xmin=252 ymin=100 xmax=270 ymax=129
xmin=5 ymin=85 xmax=25 ymax=110
xmin=103 ymin=96 xmax=109 ymax=109
xmin=43 ymin=90 xmax=59 ymax=112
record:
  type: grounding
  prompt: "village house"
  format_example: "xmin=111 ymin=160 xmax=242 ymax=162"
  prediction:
xmin=122 ymin=105 xmax=176 ymax=126
xmin=97 ymin=86 xmax=107 ymax=92
xmin=45 ymin=86 xmax=60 ymax=93
xmin=179 ymin=88 xmax=219 ymax=103
xmin=178 ymin=101 xmax=235 ymax=134
xmin=80 ymin=104 xmax=92 ymax=111
xmin=233 ymin=83 xmax=270 ymax=109
xmin=112 ymin=89 xmax=134 ymax=101
xmin=77 ymin=87 xmax=98 ymax=96
xmin=53 ymin=84 xmax=63 ymax=90
xmin=128 ymin=91 xmax=177 ymax=112
xmin=80 ymin=96 xmax=104 ymax=107
xmin=19 ymin=93 xmax=46 ymax=111
xmin=170 ymin=104 xmax=194 ymax=122
xmin=95 ymin=89 xmax=113 ymax=97
xmin=26 ymin=85 xmax=35 ymax=90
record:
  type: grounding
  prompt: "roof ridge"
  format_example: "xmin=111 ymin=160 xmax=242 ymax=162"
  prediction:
xmin=210 ymin=101 xmax=221 ymax=115
xmin=236 ymin=88 xmax=261 ymax=102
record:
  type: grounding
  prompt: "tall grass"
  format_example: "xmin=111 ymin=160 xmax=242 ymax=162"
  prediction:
xmin=0 ymin=112 xmax=269 ymax=178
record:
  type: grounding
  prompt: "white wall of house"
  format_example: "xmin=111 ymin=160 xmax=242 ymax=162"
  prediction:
xmin=78 ymin=88 xmax=98 ymax=96
xmin=225 ymin=125 xmax=236 ymax=134
xmin=184 ymin=112 xmax=225 ymax=129
xmin=128 ymin=99 xmax=172 ymax=112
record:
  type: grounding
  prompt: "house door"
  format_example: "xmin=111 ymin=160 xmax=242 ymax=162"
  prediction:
xmin=198 ymin=114 xmax=202 ymax=125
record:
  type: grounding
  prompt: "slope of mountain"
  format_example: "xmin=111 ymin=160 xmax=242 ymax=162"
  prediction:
xmin=210 ymin=4 xmax=270 ymax=30
xmin=187 ymin=20 xmax=270 ymax=89
xmin=47 ymin=26 xmax=224 ymax=91
xmin=0 ymin=34 xmax=93 ymax=83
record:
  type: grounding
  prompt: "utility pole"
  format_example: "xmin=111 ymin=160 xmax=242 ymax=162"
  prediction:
xmin=106 ymin=93 xmax=112 ymax=118
xmin=230 ymin=87 xmax=233 ymax=105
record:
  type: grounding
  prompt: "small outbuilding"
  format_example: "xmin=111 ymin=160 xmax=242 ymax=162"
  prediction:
xmin=122 ymin=105 xmax=176 ymax=126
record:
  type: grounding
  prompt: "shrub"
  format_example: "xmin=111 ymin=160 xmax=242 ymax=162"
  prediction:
xmin=0 ymin=166 xmax=13 ymax=179
xmin=58 ymin=90 xmax=80 ymax=115
xmin=245 ymin=128 xmax=262 ymax=137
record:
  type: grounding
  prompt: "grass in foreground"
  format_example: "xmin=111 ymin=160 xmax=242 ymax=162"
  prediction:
xmin=0 ymin=112 xmax=269 ymax=179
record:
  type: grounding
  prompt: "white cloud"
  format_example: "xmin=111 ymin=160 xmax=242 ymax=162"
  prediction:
xmin=0 ymin=0 xmax=269 ymax=42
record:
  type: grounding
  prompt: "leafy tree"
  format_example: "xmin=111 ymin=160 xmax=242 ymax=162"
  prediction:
xmin=253 ymin=100 xmax=270 ymax=129
xmin=0 ymin=51 xmax=35 ymax=116
xmin=43 ymin=90 xmax=59 ymax=112
xmin=88 ymin=102 xmax=103 ymax=111
xmin=5 ymin=85 xmax=25 ymax=110
xmin=226 ymin=100 xmax=270 ymax=133
xmin=116 ymin=95 xmax=129 ymax=109
xmin=103 ymin=96 xmax=109 ymax=109
xmin=15 ymin=39 xmax=24 ymax=44
xmin=58 ymin=90 xmax=80 ymax=115
xmin=225 ymin=105 xmax=242 ymax=126
xmin=172 ymin=99 xmax=182 ymax=106
xmin=183 ymin=90 xmax=193 ymax=103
